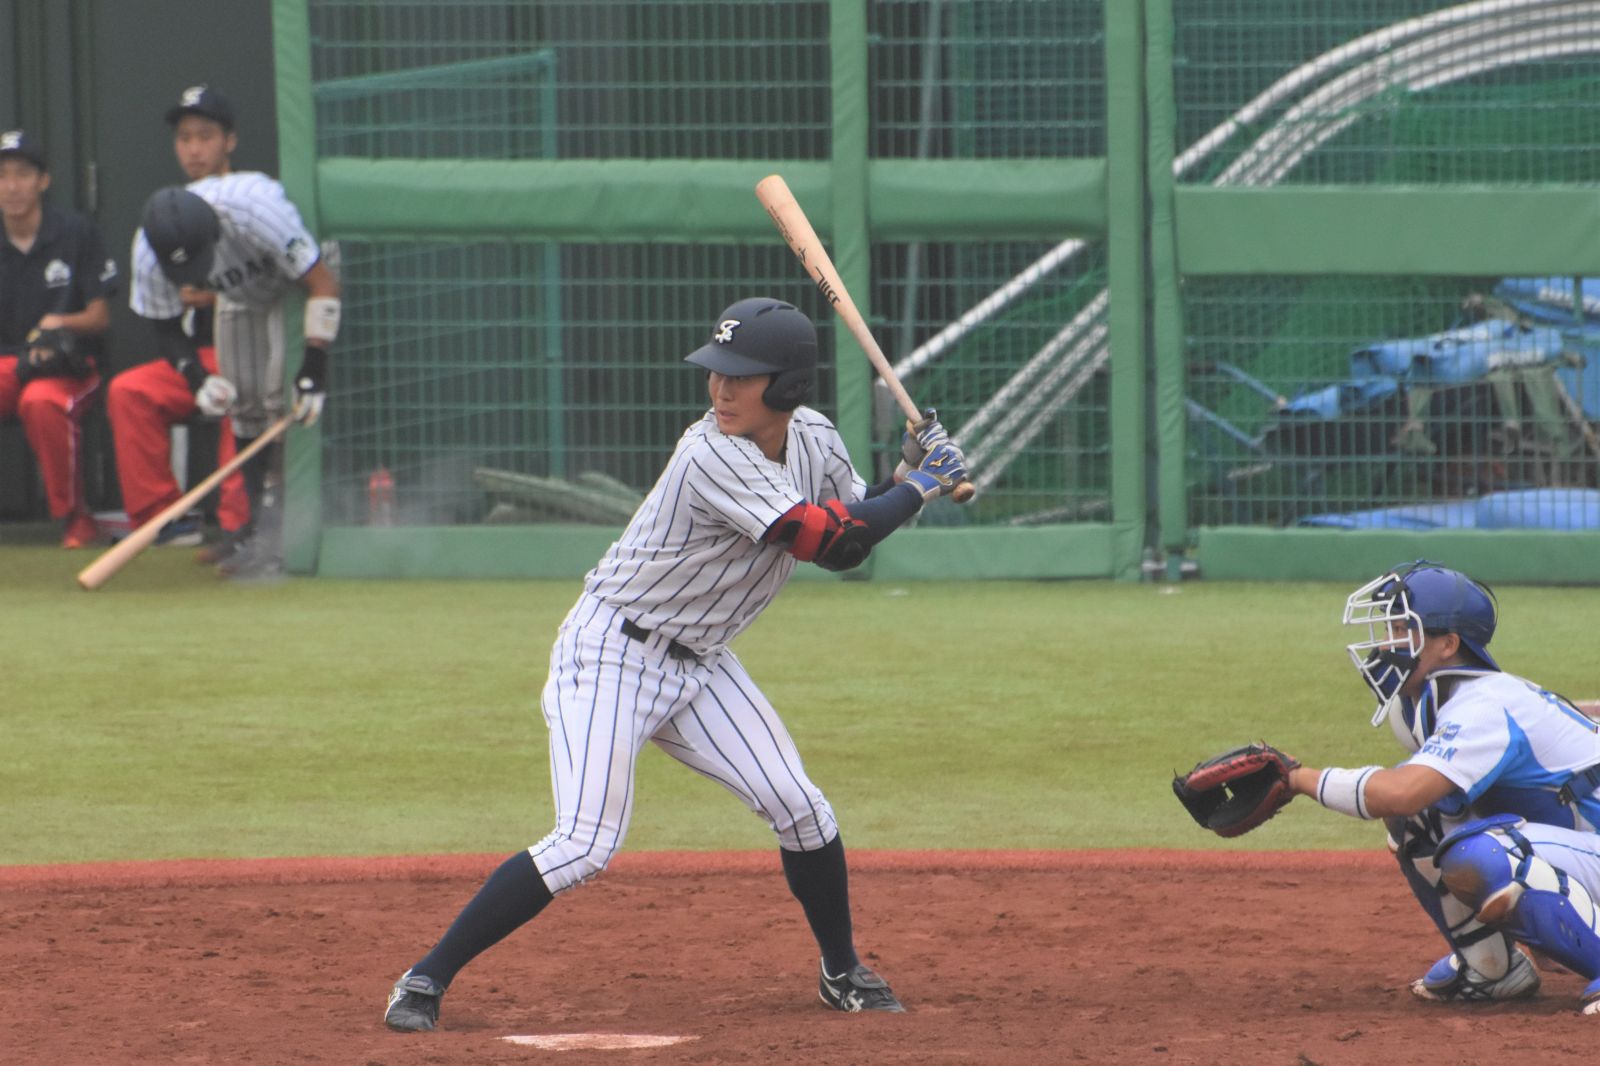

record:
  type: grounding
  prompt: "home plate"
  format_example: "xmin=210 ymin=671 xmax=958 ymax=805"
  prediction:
xmin=501 ymin=1033 xmax=698 ymax=1050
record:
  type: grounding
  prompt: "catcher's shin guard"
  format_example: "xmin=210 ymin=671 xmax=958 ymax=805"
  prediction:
xmin=1436 ymin=818 xmax=1600 ymax=1005
xmin=1388 ymin=812 xmax=1517 ymax=985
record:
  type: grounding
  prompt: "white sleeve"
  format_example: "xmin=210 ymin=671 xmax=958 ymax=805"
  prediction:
xmin=128 ymin=230 xmax=184 ymax=320
xmin=239 ymin=178 xmax=320 ymax=281
xmin=1406 ymin=699 xmax=1514 ymax=800
xmin=686 ymin=433 xmax=806 ymax=541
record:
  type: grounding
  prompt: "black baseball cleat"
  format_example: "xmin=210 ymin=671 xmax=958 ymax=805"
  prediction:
xmin=819 ymin=961 xmax=905 ymax=1013
xmin=384 ymin=969 xmax=445 ymax=1032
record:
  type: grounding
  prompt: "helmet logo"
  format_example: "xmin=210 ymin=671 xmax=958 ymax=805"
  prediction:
xmin=714 ymin=318 xmax=740 ymax=344
xmin=0 ymin=130 xmax=19 ymax=151
xmin=182 ymin=86 xmax=206 ymax=106
xmin=170 ymin=249 xmax=189 ymax=264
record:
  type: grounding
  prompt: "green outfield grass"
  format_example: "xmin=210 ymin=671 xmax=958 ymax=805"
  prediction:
xmin=4 ymin=545 xmax=1596 ymax=864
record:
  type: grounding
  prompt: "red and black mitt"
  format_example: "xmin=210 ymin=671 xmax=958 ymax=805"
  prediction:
xmin=1172 ymin=742 xmax=1300 ymax=838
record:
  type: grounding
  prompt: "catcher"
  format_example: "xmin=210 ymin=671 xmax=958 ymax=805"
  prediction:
xmin=1175 ymin=561 xmax=1600 ymax=1015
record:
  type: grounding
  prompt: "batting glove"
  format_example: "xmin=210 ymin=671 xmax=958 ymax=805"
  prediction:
xmin=901 ymin=440 xmax=967 ymax=502
xmin=898 ymin=407 xmax=949 ymax=469
xmin=292 ymin=344 xmax=329 ymax=426
xmin=194 ymin=373 xmax=238 ymax=418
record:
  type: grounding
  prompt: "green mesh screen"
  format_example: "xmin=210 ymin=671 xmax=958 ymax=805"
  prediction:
xmin=868 ymin=0 xmax=1106 ymax=158
xmin=872 ymin=241 xmax=1112 ymax=526
xmin=1172 ymin=1 xmax=1600 ymax=185
xmin=323 ymin=241 xmax=835 ymax=526
xmin=311 ymin=0 xmax=832 ymax=160
xmin=1184 ymin=275 xmax=1600 ymax=529
xmin=306 ymin=0 xmax=1112 ymax=531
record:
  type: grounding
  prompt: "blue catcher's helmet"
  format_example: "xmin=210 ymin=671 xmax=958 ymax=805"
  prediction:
xmin=1343 ymin=560 xmax=1499 ymax=751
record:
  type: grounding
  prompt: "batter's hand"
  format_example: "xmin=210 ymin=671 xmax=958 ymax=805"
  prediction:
xmin=899 ymin=407 xmax=949 ymax=469
xmin=902 ymin=441 xmax=967 ymax=502
xmin=292 ymin=344 xmax=329 ymax=426
xmin=195 ymin=374 xmax=238 ymax=418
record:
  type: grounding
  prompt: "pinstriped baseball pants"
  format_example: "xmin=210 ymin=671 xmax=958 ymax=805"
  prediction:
xmin=214 ymin=294 xmax=284 ymax=439
xmin=531 ymin=593 xmax=838 ymax=895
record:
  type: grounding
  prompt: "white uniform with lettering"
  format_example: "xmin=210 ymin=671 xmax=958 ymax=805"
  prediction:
xmin=531 ymin=407 xmax=865 ymax=893
xmin=1409 ymin=671 xmax=1600 ymax=895
xmin=129 ymin=171 xmax=320 ymax=437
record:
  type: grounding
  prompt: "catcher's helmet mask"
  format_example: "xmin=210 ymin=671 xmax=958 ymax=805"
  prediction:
xmin=1343 ymin=559 xmax=1500 ymax=751
xmin=685 ymin=297 xmax=817 ymax=412
xmin=142 ymin=186 xmax=221 ymax=287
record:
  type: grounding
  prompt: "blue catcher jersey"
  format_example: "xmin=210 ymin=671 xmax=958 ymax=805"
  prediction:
xmin=1407 ymin=671 xmax=1600 ymax=830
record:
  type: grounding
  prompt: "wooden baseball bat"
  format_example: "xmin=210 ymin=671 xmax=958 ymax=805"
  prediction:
xmin=77 ymin=415 xmax=293 ymax=590
xmin=754 ymin=174 xmax=976 ymax=503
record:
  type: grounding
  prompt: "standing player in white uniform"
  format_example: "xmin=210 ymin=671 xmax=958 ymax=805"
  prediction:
xmin=384 ymin=297 xmax=968 ymax=1032
xmin=119 ymin=172 xmax=340 ymax=578
xmin=1281 ymin=561 xmax=1600 ymax=1014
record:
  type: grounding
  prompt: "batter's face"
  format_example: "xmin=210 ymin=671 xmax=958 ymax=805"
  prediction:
xmin=708 ymin=371 xmax=790 ymax=459
xmin=0 ymin=157 xmax=48 ymax=223
xmin=173 ymin=116 xmax=236 ymax=180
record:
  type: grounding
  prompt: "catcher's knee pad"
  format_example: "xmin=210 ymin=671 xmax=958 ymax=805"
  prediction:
xmin=1436 ymin=817 xmax=1600 ymax=982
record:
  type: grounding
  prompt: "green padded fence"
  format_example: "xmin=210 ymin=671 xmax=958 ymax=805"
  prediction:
xmin=277 ymin=1 xmax=1600 ymax=583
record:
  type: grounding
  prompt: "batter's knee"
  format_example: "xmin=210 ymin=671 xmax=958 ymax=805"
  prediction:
xmin=529 ymin=833 xmax=619 ymax=894
xmin=765 ymin=793 xmax=837 ymax=852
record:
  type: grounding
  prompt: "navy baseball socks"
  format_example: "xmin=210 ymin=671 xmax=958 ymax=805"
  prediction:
xmin=782 ymin=835 xmax=904 ymax=1012
xmin=385 ymin=850 xmax=554 ymax=1032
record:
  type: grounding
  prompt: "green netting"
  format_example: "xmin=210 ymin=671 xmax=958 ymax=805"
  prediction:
xmin=868 ymin=0 xmax=1106 ymax=158
xmin=323 ymin=241 xmax=838 ymax=526
xmin=1172 ymin=4 xmax=1600 ymax=538
xmin=310 ymin=0 xmax=832 ymax=160
xmin=1172 ymin=1 xmax=1600 ymax=185
xmin=1184 ymin=274 xmax=1600 ymax=529
xmin=871 ymin=241 xmax=1112 ymax=526
xmin=303 ymin=0 xmax=1113 ymax=534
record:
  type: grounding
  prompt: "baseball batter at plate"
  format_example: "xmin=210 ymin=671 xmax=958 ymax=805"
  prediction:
xmin=384 ymin=296 xmax=967 ymax=1032
xmin=118 ymin=163 xmax=339 ymax=578
xmin=1176 ymin=560 xmax=1600 ymax=1014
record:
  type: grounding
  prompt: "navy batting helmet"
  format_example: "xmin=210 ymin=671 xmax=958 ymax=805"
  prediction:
xmin=684 ymin=297 xmax=817 ymax=412
xmin=142 ymin=186 xmax=220 ymax=287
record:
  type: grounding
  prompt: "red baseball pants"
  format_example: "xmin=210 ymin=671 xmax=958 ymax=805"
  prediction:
xmin=0 ymin=354 xmax=100 ymax=520
xmin=106 ymin=346 xmax=249 ymax=532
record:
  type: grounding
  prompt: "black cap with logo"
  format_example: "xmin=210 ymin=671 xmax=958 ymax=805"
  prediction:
xmin=0 ymin=128 xmax=47 ymax=171
xmin=165 ymin=85 xmax=235 ymax=131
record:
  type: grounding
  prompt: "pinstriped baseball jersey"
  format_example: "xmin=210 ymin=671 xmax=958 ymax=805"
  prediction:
xmin=583 ymin=406 xmax=866 ymax=654
xmin=130 ymin=172 xmax=319 ymax=318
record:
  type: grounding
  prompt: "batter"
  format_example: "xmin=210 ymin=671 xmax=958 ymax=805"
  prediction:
xmin=384 ymin=296 xmax=967 ymax=1031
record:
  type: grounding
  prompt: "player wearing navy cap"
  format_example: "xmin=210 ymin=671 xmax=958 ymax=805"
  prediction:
xmin=110 ymin=86 xmax=340 ymax=578
xmin=104 ymin=86 xmax=250 ymax=554
xmin=0 ymin=128 xmax=120 ymax=547
xmin=383 ymin=297 xmax=968 ymax=1032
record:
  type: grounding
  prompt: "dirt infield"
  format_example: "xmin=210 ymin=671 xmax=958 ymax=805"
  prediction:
xmin=6 ymin=849 xmax=1597 ymax=1065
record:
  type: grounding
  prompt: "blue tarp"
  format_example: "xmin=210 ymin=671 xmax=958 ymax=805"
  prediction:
xmin=1296 ymin=489 xmax=1600 ymax=530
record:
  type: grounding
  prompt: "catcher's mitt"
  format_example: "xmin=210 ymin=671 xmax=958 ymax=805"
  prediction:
xmin=1172 ymin=742 xmax=1300 ymax=838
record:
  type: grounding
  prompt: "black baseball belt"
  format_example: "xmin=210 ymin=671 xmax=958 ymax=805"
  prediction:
xmin=619 ymin=617 xmax=700 ymax=663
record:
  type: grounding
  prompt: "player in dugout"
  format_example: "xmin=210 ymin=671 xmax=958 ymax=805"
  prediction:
xmin=0 ymin=128 xmax=120 ymax=547
xmin=103 ymin=85 xmax=251 ymax=555
xmin=112 ymin=85 xmax=340 ymax=580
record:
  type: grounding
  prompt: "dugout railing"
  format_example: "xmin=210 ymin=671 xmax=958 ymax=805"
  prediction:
xmin=272 ymin=0 xmax=1600 ymax=583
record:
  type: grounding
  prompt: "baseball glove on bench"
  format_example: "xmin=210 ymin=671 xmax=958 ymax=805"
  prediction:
xmin=1172 ymin=742 xmax=1300 ymax=838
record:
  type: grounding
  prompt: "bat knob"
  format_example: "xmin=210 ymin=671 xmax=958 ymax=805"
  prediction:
xmin=952 ymin=480 xmax=977 ymax=504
